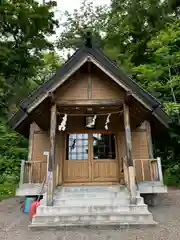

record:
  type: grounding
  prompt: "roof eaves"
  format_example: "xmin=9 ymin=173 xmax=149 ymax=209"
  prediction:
xmin=153 ymin=107 xmax=169 ymax=128
xmin=8 ymin=108 xmax=28 ymax=130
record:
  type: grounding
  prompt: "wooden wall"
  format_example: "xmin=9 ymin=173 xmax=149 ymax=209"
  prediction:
xmin=29 ymin=120 xmax=153 ymax=183
xmin=55 ymin=71 xmax=125 ymax=101
xmin=28 ymin=67 xmax=153 ymax=183
xmin=117 ymin=121 xmax=152 ymax=181
xmin=29 ymin=122 xmax=64 ymax=184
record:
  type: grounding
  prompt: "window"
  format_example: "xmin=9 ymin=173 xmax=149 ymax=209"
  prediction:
xmin=67 ymin=134 xmax=88 ymax=160
xmin=93 ymin=134 xmax=116 ymax=159
xmin=66 ymin=133 xmax=116 ymax=160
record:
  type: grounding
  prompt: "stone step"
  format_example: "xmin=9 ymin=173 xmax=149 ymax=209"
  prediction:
xmin=53 ymin=196 xmax=144 ymax=206
xmin=36 ymin=204 xmax=148 ymax=215
xmin=30 ymin=220 xmax=157 ymax=228
xmin=55 ymin=191 xmax=129 ymax=199
xmin=60 ymin=185 xmax=124 ymax=193
xmin=31 ymin=212 xmax=156 ymax=227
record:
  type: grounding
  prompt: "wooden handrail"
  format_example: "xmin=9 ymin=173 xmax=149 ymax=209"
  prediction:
xmin=21 ymin=160 xmax=47 ymax=184
xmin=133 ymin=158 xmax=162 ymax=182
xmin=25 ymin=160 xmax=47 ymax=164
xmin=134 ymin=159 xmax=157 ymax=161
xmin=122 ymin=157 xmax=163 ymax=203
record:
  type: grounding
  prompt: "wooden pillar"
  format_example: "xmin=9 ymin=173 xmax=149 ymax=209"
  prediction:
xmin=27 ymin=123 xmax=35 ymax=183
xmin=145 ymin=121 xmax=154 ymax=159
xmin=123 ymin=103 xmax=133 ymax=166
xmin=157 ymin=157 xmax=163 ymax=182
xmin=47 ymin=104 xmax=57 ymax=206
xmin=19 ymin=160 xmax=25 ymax=186
xmin=123 ymin=103 xmax=136 ymax=204
xmin=28 ymin=123 xmax=35 ymax=162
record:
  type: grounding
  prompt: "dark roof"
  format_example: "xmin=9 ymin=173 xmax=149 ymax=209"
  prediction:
xmin=8 ymin=45 xmax=169 ymax=133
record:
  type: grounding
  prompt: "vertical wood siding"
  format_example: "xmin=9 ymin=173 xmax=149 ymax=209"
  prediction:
xmin=55 ymin=72 xmax=125 ymax=101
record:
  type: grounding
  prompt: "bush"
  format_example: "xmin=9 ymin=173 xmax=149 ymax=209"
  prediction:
xmin=164 ymin=164 xmax=180 ymax=187
xmin=0 ymin=119 xmax=28 ymax=201
xmin=0 ymin=177 xmax=16 ymax=200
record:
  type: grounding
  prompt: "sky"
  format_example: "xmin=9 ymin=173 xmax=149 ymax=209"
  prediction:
xmin=56 ymin=0 xmax=110 ymax=13
xmin=55 ymin=0 xmax=111 ymax=35
xmin=40 ymin=0 xmax=111 ymax=57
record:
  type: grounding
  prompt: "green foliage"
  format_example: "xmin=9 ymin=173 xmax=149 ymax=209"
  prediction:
xmin=0 ymin=0 xmax=180 ymax=201
xmin=56 ymin=0 xmax=180 ymax=177
xmin=0 ymin=0 xmax=58 ymax=108
xmin=0 ymin=181 xmax=16 ymax=201
xmin=57 ymin=0 xmax=108 ymax=51
xmin=0 ymin=0 xmax=59 ymax=200
xmin=164 ymin=164 xmax=180 ymax=187
xmin=0 ymin=118 xmax=28 ymax=200
xmin=30 ymin=52 xmax=64 ymax=87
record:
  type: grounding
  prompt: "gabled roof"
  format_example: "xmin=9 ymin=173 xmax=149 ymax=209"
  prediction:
xmin=9 ymin=44 xmax=169 ymax=134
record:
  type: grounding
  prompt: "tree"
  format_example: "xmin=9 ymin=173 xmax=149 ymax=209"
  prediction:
xmin=57 ymin=0 xmax=108 ymax=51
xmin=0 ymin=0 xmax=59 ymax=112
xmin=30 ymin=52 xmax=64 ymax=87
xmin=133 ymin=20 xmax=180 ymax=170
xmin=0 ymin=0 xmax=60 ymax=199
xmin=106 ymin=0 xmax=177 ymax=67
xmin=133 ymin=21 xmax=180 ymax=115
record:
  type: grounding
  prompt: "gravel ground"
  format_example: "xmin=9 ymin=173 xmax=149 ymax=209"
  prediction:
xmin=0 ymin=188 xmax=180 ymax=240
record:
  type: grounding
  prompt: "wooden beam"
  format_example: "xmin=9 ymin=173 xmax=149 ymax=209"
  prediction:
xmin=47 ymin=104 xmax=57 ymax=206
xmin=56 ymin=99 xmax=123 ymax=106
xmin=87 ymin=61 xmax=92 ymax=99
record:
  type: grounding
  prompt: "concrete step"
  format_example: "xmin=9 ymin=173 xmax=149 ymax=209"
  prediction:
xmin=36 ymin=204 xmax=148 ymax=215
xmin=30 ymin=186 xmax=156 ymax=228
xmin=60 ymin=185 xmax=125 ymax=193
xmin=31 ymin=212 xmax=156 ymax=227
xmin=55 ymin=193 xmax=128 ymax=200
xmin=16 ymin=183 xmax=47 ymax=196
xmin=30 ymin=220 xmax=157 ymax=228
xmin=53 ymin=196 xmax=144 ymax=206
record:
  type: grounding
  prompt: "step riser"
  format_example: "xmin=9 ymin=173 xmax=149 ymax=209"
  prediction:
xmin=36 ymin=205 xmax=148 ymax=215
xmin=52 ymin=198 xmax=144 ymax=205
xmin=55 ymin=192 xmax=129 ymax=198
xmin=32 ymin=214 xmax=154 ymax=225
xmin=61 ymin=186 xmax=124 ymax=192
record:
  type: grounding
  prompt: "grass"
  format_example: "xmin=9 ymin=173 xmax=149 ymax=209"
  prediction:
xmin=0 ymin=182 xmax=16 ymax=201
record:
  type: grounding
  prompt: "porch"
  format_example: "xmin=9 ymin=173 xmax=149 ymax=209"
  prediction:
xmin=16 ymin=157 xmax=167 ymax=196
xmin=16 ymin=100 xmax=167 ymax=202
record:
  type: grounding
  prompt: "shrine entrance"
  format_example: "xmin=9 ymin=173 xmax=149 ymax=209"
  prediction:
xmin=63 ymin=132 xmax=120 ymax=184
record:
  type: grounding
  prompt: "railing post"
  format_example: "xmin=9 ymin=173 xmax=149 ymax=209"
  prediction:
xmin=43 ymin=151 xmax=50 ymax=185
xmin=157 ymin=157 xmax=163 ymax=182
xmin=56 ymin=164 xmax=59 ymax=187
xmin=19 ymin=160 xmax=25 ymax=186
xmin=29 ymin=162 xmax=32 ymax=183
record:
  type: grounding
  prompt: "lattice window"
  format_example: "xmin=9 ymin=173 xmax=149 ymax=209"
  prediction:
xmin=67 ymin=134 xmax=88 ymax=160
xmin=93 ymin=134 xmax=116 ymax=159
